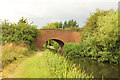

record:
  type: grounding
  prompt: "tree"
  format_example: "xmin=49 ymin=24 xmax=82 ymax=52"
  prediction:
xmin=81 ymin=9 xmax=120 ymax=63
xmin=68 ymin=20 xmax=78 ymax=28
xmin=41 ymin=20 xmax=79 ymax=31
xmin=41 ymin=22 xmax=59 ymax=29
xmin=63 ymin=21 xmax=67 ymax=29
xmin=19 ymin=17 xmax=28 ymax=24
xmin=81 ymin=9 xmax=114 ymax=35
xmin=2 ymin=17 xmax=40 ymax=47
xmin=59 ymin=22 xmax=63 ymax=28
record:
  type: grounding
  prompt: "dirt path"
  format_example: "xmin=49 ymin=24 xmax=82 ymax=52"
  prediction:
xmin=36 ymin=52 xmax=42 ymax=56
xmin=3 ymin=51 xmax=53 ymax=78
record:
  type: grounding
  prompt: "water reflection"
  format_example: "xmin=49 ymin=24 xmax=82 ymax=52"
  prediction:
xmin=71 ymin=57 xmax=119 ymax=78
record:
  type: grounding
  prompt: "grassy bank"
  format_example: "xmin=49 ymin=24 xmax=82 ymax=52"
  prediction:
xmin=4 ymin=52 xmax=53 ymax=78
xmin=2 ymin=43 xmax=36 ymax=68
xmin=43 ymin=49 xmax=93 ymax=78
xmin=3 ymin=49 xmax=93 ymax=78
xmin=2 ymin=43 xmax=37 ymax=78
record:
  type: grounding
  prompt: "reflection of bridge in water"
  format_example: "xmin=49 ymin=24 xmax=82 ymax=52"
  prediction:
xmin=35 ymin=29 xmax=81 ymax=50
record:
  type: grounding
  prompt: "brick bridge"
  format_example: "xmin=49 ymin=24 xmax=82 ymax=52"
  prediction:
xmin=35 ymin=29 xmax=81 ymax=50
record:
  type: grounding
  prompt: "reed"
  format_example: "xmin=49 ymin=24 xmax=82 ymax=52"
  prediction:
xmin=43 ymin=49 xmax=93 ymax=78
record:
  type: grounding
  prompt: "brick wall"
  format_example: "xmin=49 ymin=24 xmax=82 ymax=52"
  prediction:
xmin=35 ymin=29 xmax=81 ymax=49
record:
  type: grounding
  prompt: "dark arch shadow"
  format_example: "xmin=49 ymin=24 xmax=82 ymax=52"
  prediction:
xmin=52 ymin=39 xmax=64 ymax=48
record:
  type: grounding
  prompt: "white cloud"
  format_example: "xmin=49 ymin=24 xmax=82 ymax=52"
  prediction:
xmin=0 ymin=0 xmax=119 ymax=28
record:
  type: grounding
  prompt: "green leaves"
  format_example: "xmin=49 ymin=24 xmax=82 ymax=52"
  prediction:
xmin=80 ymin=9 xmax=119 ymax=63
xmin=63 ymin=43 xmax=85 ymax=59
xmin=41 ymin=22 xmax=59 ymax=29
xmin=41 ymin=20 xmax=80 ymax=31
xmin=43 ymin=50 xmax=92 ymax=78
xmin=53 ymin=42 xmax=60 ymax=52
xmin=2 ymin=17 xmax=40 ymax=47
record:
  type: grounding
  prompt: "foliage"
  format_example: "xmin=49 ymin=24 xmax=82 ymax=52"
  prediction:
xmin=41 ymin=22 xmax=59 ymax=29
xmin=1 ymin=17 xmax=40 ymax=48
xmin=80 ymin=9 xmax=120 ymax=63
xmin=63 ymin=20 xmax=79 ymax=28
xmin=53 ymin=41 xmax=60 ymax=52
xmin=42 ymin=40 xmax=60 ymax=52
xmin=0 ymin=20 xmax=2 ymax=44
xmin=65 ymin=27 xmax=81 ymax=32
xmin=80 ymin=9 xmax=114 ymax=36
xmin=62 ymin=9 xmax=120 ymax=63
xmin=2 ymin=43 xmax=34 ymax=67
xmin=44 ymin=50 xmax=93 ymax=78
xmin=63 ymin=43 xmax=86 ymax=59
xmin=41 ymin=20 xmax=80 ymax=31
xmin=42 ymin=42 xmax=47 ymax=49
xmin=3 ymin=50 xmax=93 ymax=78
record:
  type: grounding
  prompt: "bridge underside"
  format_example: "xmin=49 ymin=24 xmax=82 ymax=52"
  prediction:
xmin=53 ymin=39 xmax=64 ymax=48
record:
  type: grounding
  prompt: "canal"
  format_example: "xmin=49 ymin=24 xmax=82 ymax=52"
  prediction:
xmin=71 ymin=57 xmax=120 ymax=79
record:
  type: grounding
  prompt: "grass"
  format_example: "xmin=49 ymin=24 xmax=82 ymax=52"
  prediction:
xmin=4 ymin=51 xmax=54 ymax=78
xmin=2 ymin=42 xmax=36 ymax=78
xmin=2 ymin=43 xmax=34 ymax=68
xmin=15 ymin=53 xmax=53 ymax=78
xmin=2 ymin=47 xmax=93 ymax=78
xmin=2 ymin=54 xmax=31 ymax=78
xmin=43 ymin=49 xmax=93 ymax=78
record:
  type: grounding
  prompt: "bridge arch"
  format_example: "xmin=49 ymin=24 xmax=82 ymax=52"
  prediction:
xmin=35 ymin=29 xmax=80 ymax=50
xmin=41 ymin=38 xmax=64 ymax=49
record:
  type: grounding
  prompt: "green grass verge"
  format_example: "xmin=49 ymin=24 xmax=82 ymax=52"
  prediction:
xmin=16 ymin=53 xmax=53 ymax=78
xmin=3 ymin=49 xmax=93 ymax=78
xmin=4 ymin=51 xmax=54 ymax=78
xmin=2 ymin=43 xmax=35 ymax=68
xmin=43 ymin=49 xmax=94 ymax=78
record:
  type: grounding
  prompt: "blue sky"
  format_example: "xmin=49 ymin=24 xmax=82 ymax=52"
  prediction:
xmin=0 ymin=0 xmax=119 ymax=28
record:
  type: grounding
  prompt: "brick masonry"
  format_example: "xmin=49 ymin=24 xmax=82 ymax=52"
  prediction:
xmin=35 ymin=29 xmax=81 ymax=50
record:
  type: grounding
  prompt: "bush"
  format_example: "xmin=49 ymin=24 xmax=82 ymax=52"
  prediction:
xmin=1 ymin=17 xmax=40 ymax=48
xmin=81 ymin=9 xmax=120 ymax=63
xmin=63 ymin=43 xmax=86 ymax=59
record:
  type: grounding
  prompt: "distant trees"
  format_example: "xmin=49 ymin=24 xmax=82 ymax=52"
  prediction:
xmin=63 ymin=21 xmax=67 ymax=29
xmin=41 ymin=20 xmax=80 ymax=31
xmin=59 ymin=22 xmax=62 ymax=28
xmin=41 ymin=22 xmax=59 ymax=29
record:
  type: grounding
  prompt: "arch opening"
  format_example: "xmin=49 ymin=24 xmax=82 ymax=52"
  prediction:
xmin=52 ymin=39 xmax=64 ymax=48
xmin=42 ymin=39 xmax=64 ymax=51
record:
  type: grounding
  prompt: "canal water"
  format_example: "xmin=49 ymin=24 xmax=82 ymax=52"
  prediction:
xmin=71 ymin=57 xmax=120 ymax=79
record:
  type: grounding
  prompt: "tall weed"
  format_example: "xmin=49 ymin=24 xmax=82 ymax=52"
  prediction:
xmin=2 ymin=43 xmax=33 ymax=67
xmin=43 ymin=50 xmax=93 ymax=78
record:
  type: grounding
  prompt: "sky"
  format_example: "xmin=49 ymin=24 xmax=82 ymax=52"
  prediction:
xmin=0 ymin=0 xmax=119 ymax=28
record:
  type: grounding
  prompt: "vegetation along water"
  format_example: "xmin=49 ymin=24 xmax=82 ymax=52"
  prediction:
xmin=1 ymin=8 xmax=120 ymax=79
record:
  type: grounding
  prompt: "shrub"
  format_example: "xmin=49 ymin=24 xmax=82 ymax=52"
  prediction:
xmin=81 ymin=9 xmax=120 ymax=63
xmin=63 ymin=43 xmax=86 ymax=59
xmin=1 ymin=17 xmax=40 ymax=48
